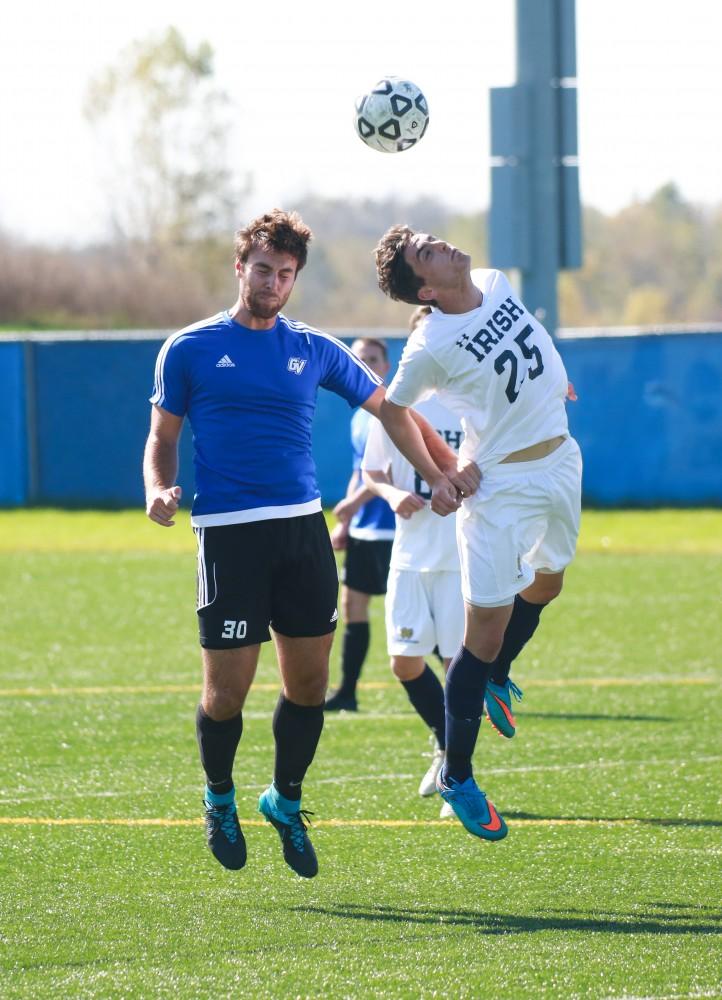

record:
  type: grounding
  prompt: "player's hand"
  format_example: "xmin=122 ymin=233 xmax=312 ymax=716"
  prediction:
xmin=332 ymin=497 xmax=356 ymax=523
xmin=391 ymin=490 xmax=426 ymax=520
xmin=330 ymin=522 xmax=348 ymax=551
xmin=430 ymin=476 xmax=462 ymax=517
xmin=146 ymin=485 xmax=182 ymax=527
xmin=443 ymin=459 xmax=481 ymax=499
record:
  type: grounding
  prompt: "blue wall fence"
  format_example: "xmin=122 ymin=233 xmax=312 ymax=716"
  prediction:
xmin=1 ymin=327 xmax=721 ymax=509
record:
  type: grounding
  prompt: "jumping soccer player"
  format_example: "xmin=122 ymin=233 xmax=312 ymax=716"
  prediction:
xmin=373 ymin=226 xmax=582 ymax=842
xmin=359 ymin=307 xmax=461 ymax=815
xmin=143 ymin=211 xmax=473 ymax=878
xmin=325 ymin=338 xmax=394 ymax=713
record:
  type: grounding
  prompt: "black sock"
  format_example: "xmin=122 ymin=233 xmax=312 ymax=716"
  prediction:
xmin=196 ymin=705 xmax=243 ymax=795
xmin=337 ymin=621 xmax=370 ymax=696
xmin=273 ymin=695 xmax=325 ymax=801
xmin=401 ymin=663 xmax=446 ymax=749
xmin=443 ymin=646 xmax=492 ymax=783
xmin=489 ymin=595 xmax=546 ymax=685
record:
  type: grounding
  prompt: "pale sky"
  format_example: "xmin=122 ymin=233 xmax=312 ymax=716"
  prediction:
xmin=1 ymin=0 xmax=720 ymax=244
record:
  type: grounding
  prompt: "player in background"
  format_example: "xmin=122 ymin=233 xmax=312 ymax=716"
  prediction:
xmin=325 ymin=338 xmax=394 ymax=713
xmin=374 ymin=226 xmax=582 ymax=843
xmin=362 ymin=306 xmax=464 ymax=817
xmin=143 ymin=211 xmax=470 ymax=878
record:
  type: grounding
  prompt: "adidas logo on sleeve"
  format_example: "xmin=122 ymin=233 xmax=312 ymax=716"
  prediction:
xmin=216 ymin=355 xmax=235 ymax=368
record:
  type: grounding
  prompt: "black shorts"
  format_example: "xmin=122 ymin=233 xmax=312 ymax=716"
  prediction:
xmin=194 ymin=512 xmax=339 ymax=649
xmin=342 ymin=536 xmax=393 ymax=595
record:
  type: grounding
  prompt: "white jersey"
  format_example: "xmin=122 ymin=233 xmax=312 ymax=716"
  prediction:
xmin=362 ymin=396 xmax=462 ymax=573
xmin=386 ymin=269 xmax=570 ymax=472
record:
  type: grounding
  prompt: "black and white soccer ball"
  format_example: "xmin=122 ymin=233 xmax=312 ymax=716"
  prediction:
xmin=353 ymin=77 xmax=429 ymax=154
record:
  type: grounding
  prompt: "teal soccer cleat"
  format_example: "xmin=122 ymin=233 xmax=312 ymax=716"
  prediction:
xmin=436 ymin=773 xmax=508 ymax=842
xmin=484 ymin=679 xmax=523 ymax=738
xmin=258 ymin=784 xmax=318 ymax=878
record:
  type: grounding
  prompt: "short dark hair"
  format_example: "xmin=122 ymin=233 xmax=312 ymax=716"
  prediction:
xmin=234 ymin=209 xmax=312 ymax=271
xmin=352 ymin=337 xmax=388 ymax=362
xmin=374 ymin=224 xmax=427 ymax=305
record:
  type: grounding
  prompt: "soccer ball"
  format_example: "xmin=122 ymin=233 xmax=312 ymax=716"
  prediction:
xmin=353 ymin=77 xmax=429 ymax=154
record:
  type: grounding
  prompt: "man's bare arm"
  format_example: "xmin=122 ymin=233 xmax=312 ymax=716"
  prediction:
xmin=333 ymin=471 xmax=376 ymax=524
xmin=362 ymin=467 xmax=425 ymax=520
xmin=362 ymin=386 xmax=480 ymax=499
xmin=368 ymin=396 xmax=458 ymax=516
xmin=143 ymin=405 xmax=184 ymax=527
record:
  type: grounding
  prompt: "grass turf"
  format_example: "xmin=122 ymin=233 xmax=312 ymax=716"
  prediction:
xmin=0 ymin=509 xmax=720 ymax=998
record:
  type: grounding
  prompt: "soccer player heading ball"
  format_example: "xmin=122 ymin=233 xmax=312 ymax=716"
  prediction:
xmin=374 ymin=226 xmax=582 ymax=842
xmin=143 ymin=210 xmax=472 ymax=877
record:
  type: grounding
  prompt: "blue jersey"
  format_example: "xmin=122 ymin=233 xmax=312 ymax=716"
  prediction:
xmin=348 ymin=408 xmax=395 ymax=541
xmin=150 ymin=311 xmax=381 ymax=526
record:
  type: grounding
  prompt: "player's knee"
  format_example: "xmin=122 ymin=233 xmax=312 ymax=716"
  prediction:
xmin=286 ymin=681 xmax=327 ymax=706
xmin=390 ymin=656 xmax=424 ymax=681
xmin=342 ymin=586 xmax=370 ymax=622
xmin=526 ymin=572 xmax=564 ymax=603
xmin=479 ymin=636 xmax=505 ymax=662
xmin=463 ymin=630 xmax=505 ymax=663
xmin=203 ymin=685 xmax=245 ymax=720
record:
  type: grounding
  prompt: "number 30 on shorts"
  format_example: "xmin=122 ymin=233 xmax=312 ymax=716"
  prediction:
xmin=222 ymin=619 xmax=247 ymax=639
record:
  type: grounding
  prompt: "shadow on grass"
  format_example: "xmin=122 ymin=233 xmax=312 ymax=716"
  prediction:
xmin=505 ymin=812 xmax=722 ymax=828
xmin=292 ymin=901 xmax=722 ymax=936
xmin=518 ymin=711 xmax=673 ymax=723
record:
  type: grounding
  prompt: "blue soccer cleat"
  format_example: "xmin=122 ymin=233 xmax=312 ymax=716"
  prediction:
xmin=485 ymin=679 xmax=524 ymax=739
xmin=436 ymin=772 xmax=508 ymax=841
xmin=258 ymin=784 xmax=318 ymax=878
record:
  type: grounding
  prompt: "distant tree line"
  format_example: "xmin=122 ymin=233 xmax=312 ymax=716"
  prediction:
xmin=1 ymin=182 xmax=721 ymax=332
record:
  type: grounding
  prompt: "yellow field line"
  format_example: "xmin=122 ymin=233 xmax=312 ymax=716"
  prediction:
xmin=0 ymin=677 xmax=717 ymax=698
xmin=0 ymin=816 xmax=642 ymax=829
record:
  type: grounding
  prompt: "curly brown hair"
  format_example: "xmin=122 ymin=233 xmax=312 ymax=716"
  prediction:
xmin=234 ymin=209 xmax=313 ymax=271
xmin=374 ymin=224 xmax=428 ymax=305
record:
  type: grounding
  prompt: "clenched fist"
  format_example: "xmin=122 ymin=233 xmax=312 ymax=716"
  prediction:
xmin=146 ymin=485 xmax=182 ymax=527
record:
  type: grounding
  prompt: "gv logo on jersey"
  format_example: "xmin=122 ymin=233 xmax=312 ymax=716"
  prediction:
xmin=287 ymin=357 xmax=307 ymax=375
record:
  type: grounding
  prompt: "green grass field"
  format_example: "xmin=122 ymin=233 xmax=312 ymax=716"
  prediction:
xmin=1 ymin=509 xmax=720 ymax=999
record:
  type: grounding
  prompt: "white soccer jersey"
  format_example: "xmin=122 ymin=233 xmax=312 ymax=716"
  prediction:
xmin=386 ymin=269 xmax=570 ymax=471
xmin=362 ymin=396 xmax=461 ymax=572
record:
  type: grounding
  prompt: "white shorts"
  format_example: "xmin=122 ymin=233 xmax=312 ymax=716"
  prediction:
xmin=385 ymin=568 xmax=465 ymax=658
xmin=458 ymin=436 xmax=582 ymax=608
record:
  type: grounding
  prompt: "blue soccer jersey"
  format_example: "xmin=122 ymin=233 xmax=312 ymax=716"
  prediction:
xmin=150 ymin=311 xmax=382 ymax=525
xmin=348 ymin=407 xmax=395 ymax=541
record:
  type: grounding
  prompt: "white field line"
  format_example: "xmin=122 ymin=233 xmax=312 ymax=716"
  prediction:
xmin=0 ymin=676 xmax=718 ymax=698
xmin=0 ymin=755 xmax=719 ymax=807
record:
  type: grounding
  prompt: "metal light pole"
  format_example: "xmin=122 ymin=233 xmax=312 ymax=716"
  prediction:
xmin=489 ymin=0 xmax=582 ymax=334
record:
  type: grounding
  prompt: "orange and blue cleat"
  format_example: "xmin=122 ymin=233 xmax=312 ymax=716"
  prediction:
xmin=436 ymin=772 xmax=508 ymax=842
xmin=485 ymin=678 xmax=523 ymax=739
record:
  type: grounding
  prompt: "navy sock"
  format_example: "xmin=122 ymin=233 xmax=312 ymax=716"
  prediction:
xmin=489 ymin=595 xmax=546 ymax=685
xmin=196 ymin=705 xmax=243 ymax=796
xmin=443 ymin=646 xmax=493 ymax=784
xmin=337 ymin=621 xmax=370 ymax=696
xmin=273 ymin=695 xmax=325 ymax=801
xmin=400 ymin=663 xmax=446 ymax=749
